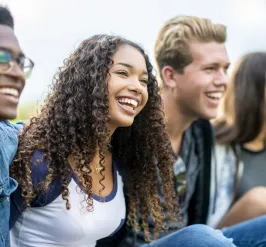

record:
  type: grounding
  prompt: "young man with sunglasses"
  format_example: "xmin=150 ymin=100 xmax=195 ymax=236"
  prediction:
xmin=0 ymin=6 xmax=34 ymax=246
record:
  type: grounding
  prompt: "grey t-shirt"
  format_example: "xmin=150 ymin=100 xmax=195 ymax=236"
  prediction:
xmin=236 ymin=145 xmax=266 ymax=200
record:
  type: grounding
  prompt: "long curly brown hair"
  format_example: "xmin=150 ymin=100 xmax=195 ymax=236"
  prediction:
xmin=11 ymin=34 xmax=181 ymax=240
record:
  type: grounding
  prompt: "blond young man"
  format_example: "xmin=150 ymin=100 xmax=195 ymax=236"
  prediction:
xmin=152 ymin=15 xmax=266 ymax=247
xmin=156 ymin=15 xmax=231 ymax=228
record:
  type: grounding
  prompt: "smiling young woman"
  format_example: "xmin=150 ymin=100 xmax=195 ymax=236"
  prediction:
xmin=9 ymin=34 xmax=181 ymax=247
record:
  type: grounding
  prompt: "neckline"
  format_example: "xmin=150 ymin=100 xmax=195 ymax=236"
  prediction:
xmin=70 ymin=157 xmax=118 ymax=203
xmin=241 ymin=145 xmax=266 ymax=154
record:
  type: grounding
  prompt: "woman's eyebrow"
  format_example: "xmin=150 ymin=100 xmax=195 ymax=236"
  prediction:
xmin=114 ymin=62 xmax=148 ymax=75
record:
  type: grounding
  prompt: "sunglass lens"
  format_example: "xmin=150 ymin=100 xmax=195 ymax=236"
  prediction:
xmin=0 ymin=50 xmax=10 ymax=63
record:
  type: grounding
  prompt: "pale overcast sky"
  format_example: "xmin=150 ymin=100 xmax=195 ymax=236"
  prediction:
xmin=1 ymin=0 xmax=266 ymax=105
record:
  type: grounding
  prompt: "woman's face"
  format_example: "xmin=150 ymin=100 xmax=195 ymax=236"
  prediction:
xmin=108 ymin=44 xmax=149 ymax=131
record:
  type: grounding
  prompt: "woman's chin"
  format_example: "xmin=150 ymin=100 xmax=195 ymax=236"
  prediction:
xmin=118 ymin=119 xmax=134 ymax=127
xmin=110 ymin=116 xmax=135 ymax=129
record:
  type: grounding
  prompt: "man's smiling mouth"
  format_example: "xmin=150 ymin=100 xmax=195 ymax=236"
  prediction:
xmin=0 ymin=87 xmax=19 ymax=98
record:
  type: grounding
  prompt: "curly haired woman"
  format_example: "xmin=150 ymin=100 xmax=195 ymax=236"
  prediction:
xmin=9 ymin=35 xmax=235 ymax=247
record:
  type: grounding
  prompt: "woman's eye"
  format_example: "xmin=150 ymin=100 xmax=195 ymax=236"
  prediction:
xmin=116 ymin=71 xmax=128 ymax=76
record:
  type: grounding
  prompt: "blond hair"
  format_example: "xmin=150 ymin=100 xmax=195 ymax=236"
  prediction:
xmin=155 ymin=15 xmax=227 ymax=84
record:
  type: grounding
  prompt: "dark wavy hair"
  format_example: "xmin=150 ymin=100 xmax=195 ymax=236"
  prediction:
xmin=11 ymin=34 xmax=181 ymax=240
xmin=214 ymin=52 xmax=266 ymax=144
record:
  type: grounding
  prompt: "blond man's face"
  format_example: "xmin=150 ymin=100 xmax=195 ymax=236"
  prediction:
xmin=173 ymin=41 xmax=230 ymax=120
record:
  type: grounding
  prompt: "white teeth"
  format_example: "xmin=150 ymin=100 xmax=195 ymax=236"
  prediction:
xmin=207 ymin=92 xmax=222 ymax=100
xmin=0 ymin=87 xmax=19 ymax=97
xmin=117 ymin=98 xmax=138 ymax=107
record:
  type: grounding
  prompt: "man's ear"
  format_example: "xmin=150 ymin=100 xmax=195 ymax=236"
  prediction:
xmin=161 ymin=66 xmax=178 ymax=88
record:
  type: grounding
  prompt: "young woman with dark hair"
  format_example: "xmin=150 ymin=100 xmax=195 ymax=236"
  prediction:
xmin=214 ymin=52 xmax=266 ymax=228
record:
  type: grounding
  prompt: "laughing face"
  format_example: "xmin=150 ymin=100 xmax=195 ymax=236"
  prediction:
xmin=174 ymin=41 xmax=230 ymax=120
xmin=0 ymin=25 xmax=25 ymax=120
xmin=108 ymin=44 xmax=149 ymax=131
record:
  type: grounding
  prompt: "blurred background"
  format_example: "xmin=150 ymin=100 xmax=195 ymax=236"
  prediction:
xmin=1 ymin=0 xmax=266 ymax=120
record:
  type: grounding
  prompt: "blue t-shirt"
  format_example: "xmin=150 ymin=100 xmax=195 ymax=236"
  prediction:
xmin=0 ymin=121 xmax=23 ymax=246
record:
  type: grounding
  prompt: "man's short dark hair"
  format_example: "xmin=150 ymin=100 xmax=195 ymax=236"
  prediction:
xmin=0 ymin=6 xmax=14 ymax=29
